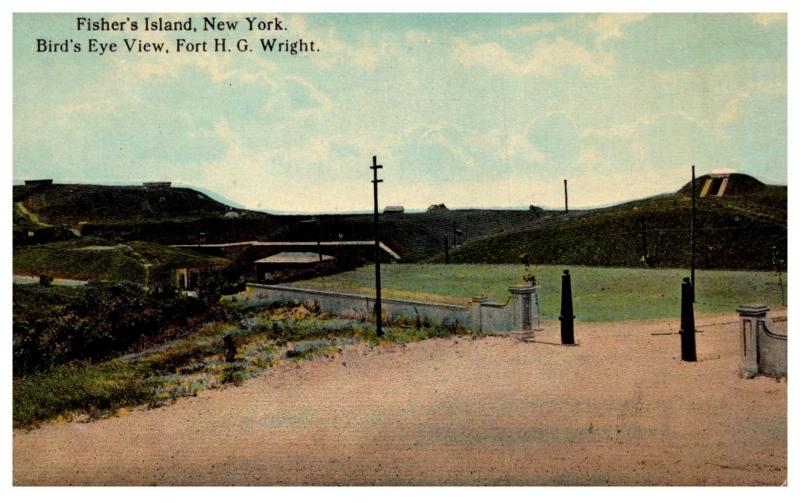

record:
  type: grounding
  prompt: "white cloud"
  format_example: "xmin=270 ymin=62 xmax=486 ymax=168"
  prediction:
xmin=582 ymin=112 xmax=707 ymax=140
xmin=714 ymin=82 xmax=785 ymax=131
xmin=510 ymin=20 xmax=559 ymax=35
xmin=589 ymin=14 xmax=649 ymax=44
xmin=453 ymin=36 xmax=614 ymax=78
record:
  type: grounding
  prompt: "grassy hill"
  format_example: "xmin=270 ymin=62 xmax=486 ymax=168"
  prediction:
xmin=13 ymin=238 xmax=230 ymax=284
xmin=440 ymin=186 xmax=786 ymax=271
xmin=13 ymin=183 xmax=245 ymax=226
xmin=296 ymin=208 xmax=563 ymax=262
xmin=12 ymin=182 xmax=295 ymax=245
xmin=12 ymin=180 xmax=786 ymax=271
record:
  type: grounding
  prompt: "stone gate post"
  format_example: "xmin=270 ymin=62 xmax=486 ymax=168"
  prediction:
xmin=736 ymin=304 xmax=769 ymax=377
xmin=508 ymin=285 xmax=540 ymax=334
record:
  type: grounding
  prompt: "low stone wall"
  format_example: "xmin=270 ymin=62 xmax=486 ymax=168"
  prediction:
xmin=244 ymin=283 xmax=539 ymax=334
xmin=736 ymin=305 xmax=787 ymax=377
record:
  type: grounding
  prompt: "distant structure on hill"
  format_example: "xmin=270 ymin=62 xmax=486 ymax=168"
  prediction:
xmin=254 ymin=251 xmax=335 ymax=282
xmin=427 ymin=203 xmax=449 ymax=212
xmin=24 ymin=179 xmax=53 ymax=187
xmin=383 ymin=205 xmax=405 ymax=213
xmin=679 ymin=173 xmax=766 ymax=198
xmin=143 ymin=181 xmax=172 ymax=188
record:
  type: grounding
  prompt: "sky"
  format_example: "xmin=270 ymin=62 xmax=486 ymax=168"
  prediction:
xmin=13 ymin=13 xmax=787 ymax=212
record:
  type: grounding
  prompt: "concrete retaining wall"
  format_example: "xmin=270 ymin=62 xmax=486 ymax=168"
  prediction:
xmin=736 ymin=305 xmax=787 ymax=377
xmin=244 ymin=283 xmax=539 ymax=334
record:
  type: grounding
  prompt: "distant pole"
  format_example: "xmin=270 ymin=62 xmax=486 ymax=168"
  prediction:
xmin=444 ymin=235 xmax=450 ymax=263
xmin=370 ymin=155 xmax=384 ymax=337
xmin=639 ymin=217 xmax=649 ymax=267
xmin=564 ymin=179 xmax=569 ymax=213
xmin=691 ymin=165 xmax=696 ymax=302
xmin=559 ymin=270 xmax=575 ymax=345
xmin=680 ymin=277 xmax=697 ymax=362
xmin=316 ymin=218 xmax=322 ymax=262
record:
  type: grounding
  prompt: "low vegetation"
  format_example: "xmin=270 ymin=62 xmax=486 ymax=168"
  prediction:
xmin=441 ymin=189 xmax=786 ymax=271
xmin=292 ymin=264 xmax=787 ymax=322
xmin=13 ymin=283 xmax=462 ymax=428
xmin=12 ymin=238 xmax=229 ymax=285
xmin=13 ymin=282 xmax=213 ymax=375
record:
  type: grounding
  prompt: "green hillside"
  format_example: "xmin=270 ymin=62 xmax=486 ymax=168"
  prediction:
xmin=13 ymin=183 xmax=244 ymax=226
xmin=13 ymin=239 xmax=229 ymax=284
xmin=12 ymin=180 xmax=786 ymax=271
xmin=441 ymin=186 xmax=786 ymax=271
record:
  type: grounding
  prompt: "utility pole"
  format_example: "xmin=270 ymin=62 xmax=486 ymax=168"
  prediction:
xmin=370 ymin=155 xmax=384 ymax=337
xmin=639 ymin=217 xmax=649 ymax=267
xmin=301 ymin=218 xmax=323 ymax=263
xmin=564 ymin=179 xmax=569 ymax=213
xmin=691 ymin=165 xmax=696 ymax=303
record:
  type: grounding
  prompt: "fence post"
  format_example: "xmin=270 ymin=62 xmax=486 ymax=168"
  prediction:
xmin=680 ymin=277 xmax=697 ymax=362
xmin=560 ymin=270 xmax=575 ymax=345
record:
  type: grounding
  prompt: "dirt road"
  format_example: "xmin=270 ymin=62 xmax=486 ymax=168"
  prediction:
xmin=13 ymin=313 xmax=786 ymax=485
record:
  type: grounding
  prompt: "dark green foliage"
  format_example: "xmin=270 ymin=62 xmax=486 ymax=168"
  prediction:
xmin=445 ymin=190 xmax=787 ymax=271
xmin=13 ymin=239 xmax=229 ymax=286
xmin=13 ymin=360 xmax=159 ymax=428
xmin=13 ymin=242 xmax=149 ymax=282
xmin=13 ymin=184 xmax=232 ymax=226
xmin=13 ymin=282 xmax=209 ymax=375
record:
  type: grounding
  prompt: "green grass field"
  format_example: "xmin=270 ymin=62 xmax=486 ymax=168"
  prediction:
xmin=291 ymin=264 xmax=787 ymax=322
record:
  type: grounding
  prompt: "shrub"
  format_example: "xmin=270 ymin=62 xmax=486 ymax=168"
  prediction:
xmin=13 ymin=282 xmax=211 ymax=376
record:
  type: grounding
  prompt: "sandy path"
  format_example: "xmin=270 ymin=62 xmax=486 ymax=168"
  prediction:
xmin=13 ymin=313 xmax=786 ymax=485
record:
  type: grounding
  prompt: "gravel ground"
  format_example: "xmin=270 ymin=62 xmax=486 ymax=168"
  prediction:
xmin=13 ymin=312 xmax=787 ymax=486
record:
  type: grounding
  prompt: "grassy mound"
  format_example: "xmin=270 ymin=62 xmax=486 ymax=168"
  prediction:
xmin=13 ymin=239 xmax=229 ymax=284
xmin=441 ymin=188 xmax=786 ymax=271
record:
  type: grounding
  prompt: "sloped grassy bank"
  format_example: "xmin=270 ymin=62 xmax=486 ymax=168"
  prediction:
xmin=13 ymin=284 xmax=462 ymax=428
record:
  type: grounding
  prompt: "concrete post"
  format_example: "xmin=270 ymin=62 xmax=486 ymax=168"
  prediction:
xmin=470 ymin=296 xmax=488 ymax=332
xmin=736 ymin=304 xmax=769 ymax=377
xmin=508 ymin=285 xmax=539 ymax=334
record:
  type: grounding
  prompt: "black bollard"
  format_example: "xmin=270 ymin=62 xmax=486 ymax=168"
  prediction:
xmin=560 ymin=269 xmax=575 ymax=345
xmin=679 ymin=277 xmax=697 ymax=362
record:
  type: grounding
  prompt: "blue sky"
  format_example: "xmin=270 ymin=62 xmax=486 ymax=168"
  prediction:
xmin=13 ymin=13 xmax=787 ymax=212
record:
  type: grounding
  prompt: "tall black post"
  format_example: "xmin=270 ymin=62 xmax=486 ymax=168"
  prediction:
xmin=559 ymin=269 xmax=575 ymax=345
xmin=680 ymin=277 xmax=697 ymax=362
xmin=691 ymin=165 xmax=696 ymax=303
xmin=564 ymin=179 xmax=569 ymax=213
xmin=370 ymin=156 xmax=383 ymax=337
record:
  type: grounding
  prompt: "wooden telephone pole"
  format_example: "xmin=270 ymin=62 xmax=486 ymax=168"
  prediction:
xmin=370 ymin=155 xmax=384 ymax=337
xmin=691 ymin=165 xmax=696 ymax=302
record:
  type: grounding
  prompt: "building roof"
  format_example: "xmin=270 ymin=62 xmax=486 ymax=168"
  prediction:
xmin=254 ymin=252 xmax=335 ymax=264
xmin=172 ymin=240 xmax=402 ymax=260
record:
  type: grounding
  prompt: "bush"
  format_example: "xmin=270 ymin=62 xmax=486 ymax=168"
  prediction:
xmin=13 ymin=281 xmax=210 ymax=376
xmin=13 ymin=360 xmax=158 ymax=427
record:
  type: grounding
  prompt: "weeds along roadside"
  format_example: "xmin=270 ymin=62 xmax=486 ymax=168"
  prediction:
xmin=13 ymin=294 xmax=467 ymax=429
